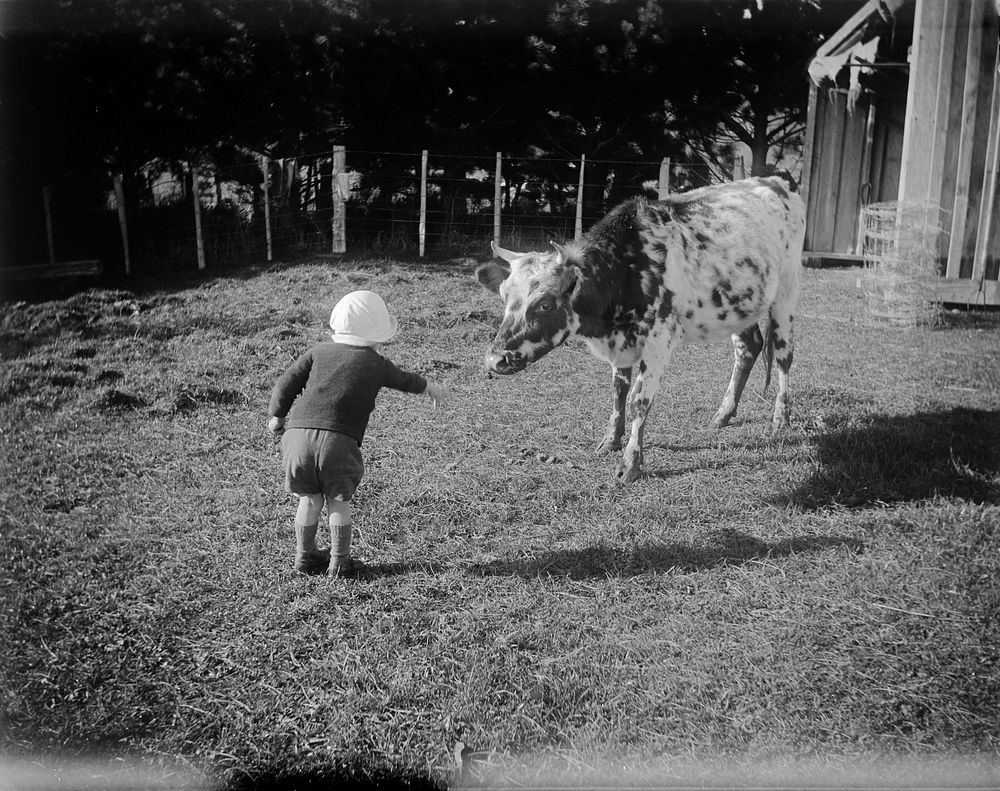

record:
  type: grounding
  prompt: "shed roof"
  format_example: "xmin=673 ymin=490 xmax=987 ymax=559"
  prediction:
xmin=808 ymin=0 xmax=911 ymax=91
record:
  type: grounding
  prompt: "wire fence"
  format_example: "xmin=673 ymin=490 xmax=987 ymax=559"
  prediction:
xmin=6 ymin=144 xmax=732 ymax=279
xmin=860 ymin=201 xmax=947 ymax=327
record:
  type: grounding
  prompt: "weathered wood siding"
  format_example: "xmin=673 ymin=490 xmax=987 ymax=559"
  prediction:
xmin=899 ymin=0 xmax=999 ymax=301
xmin=805 ymin=0 xmax=1000 ymax=304
xmin=803 ymin=90 xmax=868 ymax=255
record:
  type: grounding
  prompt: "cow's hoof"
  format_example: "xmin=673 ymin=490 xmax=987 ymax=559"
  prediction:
xmin=595 ymin=437 xmax=622 ymax=455
xmin=614 ymin=462 xmax=642 ymax=484
xmin=708 ymin=413 xmax=732 ymax=430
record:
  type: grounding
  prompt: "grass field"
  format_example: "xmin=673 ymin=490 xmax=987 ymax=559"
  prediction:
xmin=2 ymin=258 xmax=999 ymax=789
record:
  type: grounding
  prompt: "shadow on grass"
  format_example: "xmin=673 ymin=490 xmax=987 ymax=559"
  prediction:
xmin=778 ymin=407 xmax=1000 ymax=509
xmin=467 ymin=528 xmax=863 ymax=580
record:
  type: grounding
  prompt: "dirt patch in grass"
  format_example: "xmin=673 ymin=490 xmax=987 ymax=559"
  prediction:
xmin=91 ymin=387 xmax=151 ymax=412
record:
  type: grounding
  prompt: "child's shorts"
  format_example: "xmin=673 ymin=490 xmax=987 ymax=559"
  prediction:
xmin=281 ymin=428 xmax=363 ymax=501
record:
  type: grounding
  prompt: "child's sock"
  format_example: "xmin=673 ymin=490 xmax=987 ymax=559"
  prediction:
xmin=330 ymin=522 xmax=351 ymax=555
xmin=294 ymin=522 xmax=330 ymax=575
xmin=329 ymin=516 xmax=356 ymax=576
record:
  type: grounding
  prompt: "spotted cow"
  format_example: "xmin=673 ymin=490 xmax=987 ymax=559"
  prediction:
xmin=476 ymin=175 xmax=806 ymax=483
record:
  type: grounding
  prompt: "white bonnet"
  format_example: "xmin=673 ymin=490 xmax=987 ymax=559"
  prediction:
xmin=329 ymin=290 xmax=399 ymax=346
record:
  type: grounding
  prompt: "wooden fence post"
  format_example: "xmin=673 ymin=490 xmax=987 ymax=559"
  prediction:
xmin=658 ymin=157 xmax=671 ymax=199
xmin=260 ymin=155 xmax=273 ymax=262
xmin=575 ymin=154 xmax=586 ymax=241
xmin=419 ymin=149 xmax=428 ymax=258
xmin=493 ymin=151 xmax=502 ymax=245
xmin=112 ymin=173 xmax=131 ymax=276
xmin=331 ymin=145 xmax=346 ymax=254
xmin=42 ymin=186 xmax=55 ymax=265
xmin=190 ymin=162 xmax=206 ymax=271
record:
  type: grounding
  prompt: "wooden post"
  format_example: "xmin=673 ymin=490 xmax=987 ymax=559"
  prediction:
xmin=419 ymin=149 xmax=428 ymax=258
xmin=260 ymin=155 xmax=273 ymax=262
xmin=657 ymin=157 xmax=671 ymax=199
xmin=112 ymin=173 xmax=131 ymax=276
xmin=331 ymin=145 xmax=346 ymax=254
xmin=42 ymin=186 xmax=55 ymax=265
xmin=493 ymin=151 xmax=502 ymax=245
xmin=190 ymin=162 xmax=206 ymax=271
xmin=946 ymin=0 xmax=987 ymax=278
xmin=898 ymin=0 xmax=955 ymax=207
xmin=927 ymin=0 xmax=961 ymax=203
xmin=575 ymin=154 xmax=586 ymax=241
xmin=800 ymin=81 xmax=819 ymax=203
xmin=971 ymin=47 xmax=1000 ymax=285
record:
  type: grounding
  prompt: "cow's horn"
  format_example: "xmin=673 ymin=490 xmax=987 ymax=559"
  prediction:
xmin=491 ymin=241 xmax=525 ymax=264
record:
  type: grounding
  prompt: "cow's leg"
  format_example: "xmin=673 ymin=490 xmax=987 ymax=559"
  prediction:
xmin=769 ymin=312 xmax=794 ymax=432
xmin=616 ymin=329 xmax=681 ymax=484
xmin=595 ymin=365 xmax=632 ymax=454
xmin=709 ymin=324 xmax=764 ymax=429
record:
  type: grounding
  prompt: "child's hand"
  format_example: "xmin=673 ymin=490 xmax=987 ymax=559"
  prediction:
xmin=424 ymin=381 xmax=449 ymax=409
xmin=267 ymin=416 xmax=285 ymax=434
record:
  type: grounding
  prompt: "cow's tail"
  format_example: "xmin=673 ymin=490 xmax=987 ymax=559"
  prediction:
xmin=761 ymin=315 xmax=775 ymax=396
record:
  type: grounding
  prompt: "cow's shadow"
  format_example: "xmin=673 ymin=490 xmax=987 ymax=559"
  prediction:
xmin=467 ymin=528 xmax=863 ymax=580
xmin=775 ymin=407 xmax=1000 ymax=509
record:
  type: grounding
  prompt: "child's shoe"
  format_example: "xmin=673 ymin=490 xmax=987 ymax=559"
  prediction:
xmin=329 ymin=554 xmax=363 ymax=578
xmin=294 ymin=522 xmax=329 ymax=575
xmin=295 ymin=547 xmax=331 ymax=575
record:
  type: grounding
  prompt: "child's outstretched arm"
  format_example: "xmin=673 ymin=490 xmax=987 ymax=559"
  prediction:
xmin=380 ymin=357 xmax=450 ymax=409
xmin=424 ymin=379 xmax=449 ymax=409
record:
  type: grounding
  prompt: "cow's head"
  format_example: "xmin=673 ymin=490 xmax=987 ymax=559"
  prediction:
xmin=475 ymin=241 xmax=580 ymax=375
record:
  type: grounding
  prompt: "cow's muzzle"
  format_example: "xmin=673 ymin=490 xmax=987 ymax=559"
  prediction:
xmin=484 ymin=349 xmax=527 ymax=377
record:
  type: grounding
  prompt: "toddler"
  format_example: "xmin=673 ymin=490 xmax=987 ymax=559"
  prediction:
xmin=268 ymin=290 xmax=448 ymax=576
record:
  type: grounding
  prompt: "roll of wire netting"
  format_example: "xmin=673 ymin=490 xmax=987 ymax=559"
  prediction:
xmin=860 ymin=201 xmax=947 ymax=327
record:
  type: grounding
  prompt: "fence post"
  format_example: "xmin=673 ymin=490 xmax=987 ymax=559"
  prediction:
xmin=190 ymin=162 xmax=206 ymax=271
xmin=658 ymin=157 xmax=671 ymax=199
xmin=260 ymin=155 xmax=273 ymax=262
xmin=575 ymin=154 xmax=586 ymax=241
xmin=419 ymin=149 xmax=428 ymax=258
xmin=112 ymin=173 xmax=131 ymax=276
xmin=42 ymin=186 xmax=55 ymax=265
xmin=493 ymin=151 xmax=502 ymax=245
xmin=331 ymin=145 xmax=346 ymax=254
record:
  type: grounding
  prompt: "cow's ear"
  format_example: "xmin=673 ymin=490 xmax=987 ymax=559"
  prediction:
xmin=560 ymin=265 xmax=581 ymax=300
xmin=476 ymin=261 xmax=509 ymax=294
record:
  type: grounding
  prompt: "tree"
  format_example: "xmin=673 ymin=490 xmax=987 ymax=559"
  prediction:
xmin=662 ymin=0 xmax=866 ymax=177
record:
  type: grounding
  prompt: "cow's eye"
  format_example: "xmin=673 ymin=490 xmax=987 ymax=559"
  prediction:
xmin=536 ymin=300 xmax=553 ymax=313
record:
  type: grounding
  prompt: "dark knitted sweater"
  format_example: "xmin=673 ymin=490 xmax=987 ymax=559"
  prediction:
xmin=268 ymin=342 xmax=427 ymax=445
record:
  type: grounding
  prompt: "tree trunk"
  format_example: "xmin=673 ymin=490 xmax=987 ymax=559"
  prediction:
xmin=749 ymin=106 xmax=771 ymax=176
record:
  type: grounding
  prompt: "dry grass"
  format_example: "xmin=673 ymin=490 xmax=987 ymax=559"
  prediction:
xmin=1 ymin=259 xmax=999 ymax=789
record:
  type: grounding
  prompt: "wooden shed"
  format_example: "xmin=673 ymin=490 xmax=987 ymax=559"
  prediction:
xmin=801 ymin=0 xmax=1000 ymax=305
